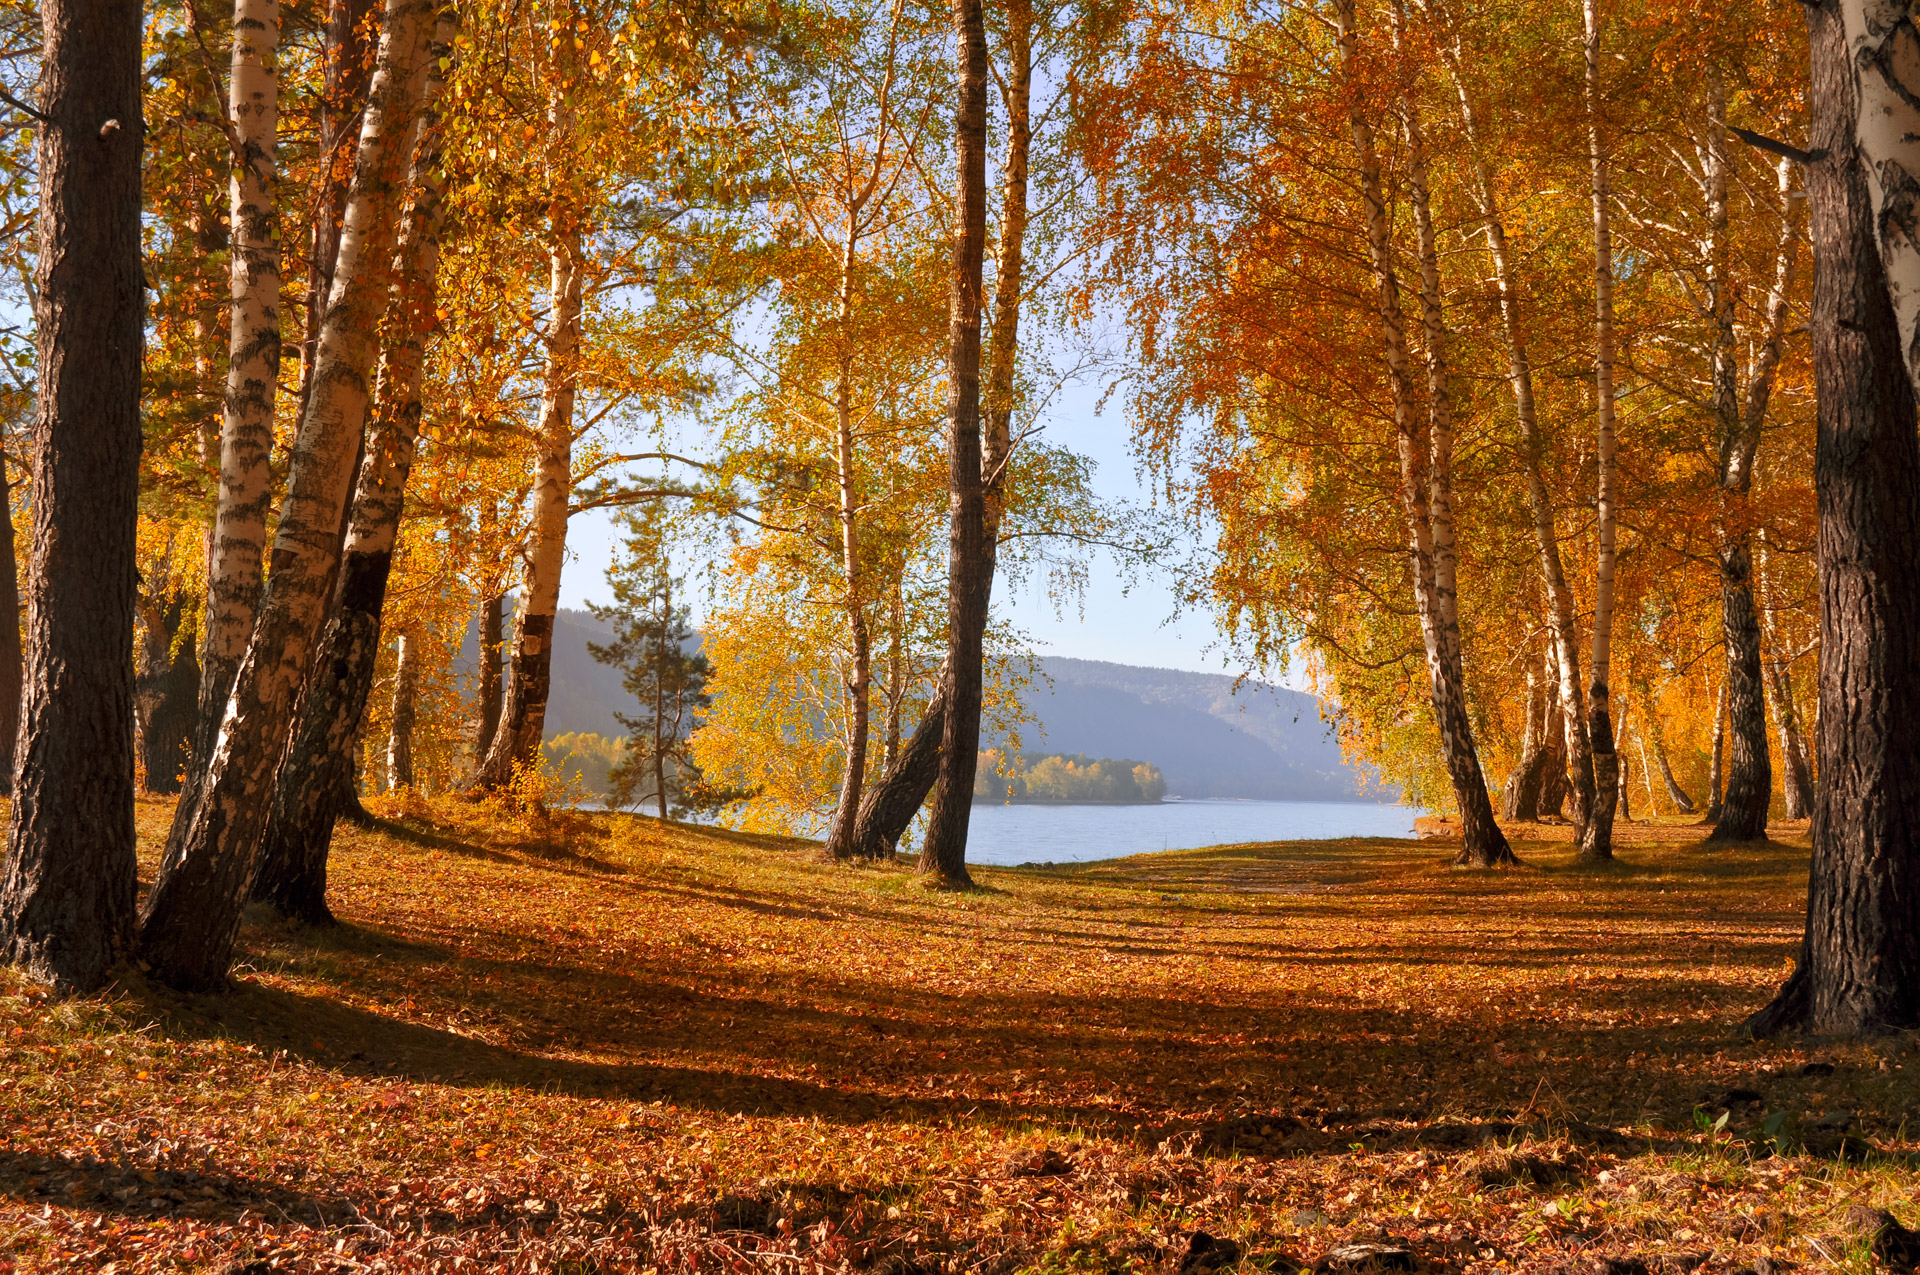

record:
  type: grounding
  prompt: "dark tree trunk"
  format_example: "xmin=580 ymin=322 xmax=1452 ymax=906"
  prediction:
xmin=1503 ymin=652 xmax=1549 ymax=820
xmin=0 ymin=453 xmax=25 ymax=795
xmin=477 ymin=592 xmax=504 ymax=755
xmin=850 ymin=680 xmax=946 ymax=859
xmin=1747 ymin=0 xmax=1920 ymax=1037
xmin=0 ymin=0 xmax=145 ymax=994
xmin=1710 ymin=545 xmax=1772 ymax=841
xmin=918 ymin=0 xmax=990 ymax=889
xmin=135 ymin=594 xmax=199 ymax=795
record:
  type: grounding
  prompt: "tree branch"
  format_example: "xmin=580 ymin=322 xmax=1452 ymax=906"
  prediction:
xmin=1727 ymin=125 xmax=1824 ymax=166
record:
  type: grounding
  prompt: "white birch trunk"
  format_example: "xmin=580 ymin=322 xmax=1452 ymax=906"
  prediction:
xmin=137 ymin=0 xmax=437 ymax=990
xmin=1841 ymin=0 xmax=1920 ymax=391
xmin=196 ymin=0 xmax=281 ymax=756
xmin=1582 ymin=0 xmax=1620 ymax=860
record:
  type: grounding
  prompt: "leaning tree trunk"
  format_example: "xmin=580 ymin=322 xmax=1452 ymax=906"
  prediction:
xmin=1346 ymin=0 xmax=1512 ymax=866
xmin=1646 ymin=708 xmax=1697 ymax=814
xmin=0 ymin=0 xmax=144 ymax=995
xmin=1579 ymin=0 xmax=1619 ymax=862
xmin=851 ymin=679 xmax=946 ymax=858
xmin=918 ymin=0 xmax=992 ymax=888
xmin=137 ymin=0 xmax=436 ymax=991
xmin=252 ymin=8 xmax=454 ymax=923
xmin=191 ymin=0 xmax=283 ymax=791
xmin=472 ymin=202 xmax=581 ymax=790
xmin=1747 ymin=0 xmax=1920 ymax=1036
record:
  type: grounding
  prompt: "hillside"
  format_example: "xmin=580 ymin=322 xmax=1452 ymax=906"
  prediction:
xmin=5 ymin=799 xmax=1912 ymax=1271
xmin=475 ymin=610 xmax=1375 ymax=801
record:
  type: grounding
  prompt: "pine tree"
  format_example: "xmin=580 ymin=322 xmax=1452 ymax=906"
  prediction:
xmin=589 ymin=506 xmax=716 ymax=819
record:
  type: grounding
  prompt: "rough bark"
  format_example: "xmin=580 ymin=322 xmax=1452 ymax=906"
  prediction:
xmin=1503 ymin=654 xmax=1550 ymax=821
xmin=471 ymin=214 xmax=581 ymax=790
xmin=387 ymin=630 xmax=416 ymax=788
xmin=0 ymin=0 xmax=145 ymax=995
xmin=1748 ymin=0 xmax=1920 ymax=1035
xmin=1345 ymin=0 xmax=1512 ymax=867
xmin=252 ymin=7 xmax=453 ymax=923
xmin=137 ymin=0 xmax=435 ymax=991
xmin=1715 ymin=557 xmax=1775 ymax=841
xmin=1769 ymin=655 xmax=1816 ymax=820
xmin=0 ymin=453 xmax=24 ymax=794
xmin=850 ymin=678 xmax=946 ymax=858
xmin=918 ymin=0 xmax=992 ymax=888
xmin=191 ymin=0 xmax=283 ymax=781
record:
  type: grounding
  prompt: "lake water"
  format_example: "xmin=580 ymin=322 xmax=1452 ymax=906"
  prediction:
xmin=959 ymin=799 xmax=1420 ymax=866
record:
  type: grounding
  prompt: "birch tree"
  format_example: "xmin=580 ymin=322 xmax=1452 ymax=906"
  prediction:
xmin=138 ymin=0 xmax=438 ymax=990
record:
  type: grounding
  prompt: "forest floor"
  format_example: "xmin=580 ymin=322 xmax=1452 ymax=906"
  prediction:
xmin=2 ymin=796 xmax=1917 ymax=1275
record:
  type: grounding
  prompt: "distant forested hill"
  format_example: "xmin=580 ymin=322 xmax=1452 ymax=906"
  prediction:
xmin=999 ymin=657 xmax=1376 ymax=802
xmin=465 ymin=611 xmax=1377 ymax=801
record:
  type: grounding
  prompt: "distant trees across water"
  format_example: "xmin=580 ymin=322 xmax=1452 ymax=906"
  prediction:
xmin=974 ymin=750 xmax=1167 ymax=804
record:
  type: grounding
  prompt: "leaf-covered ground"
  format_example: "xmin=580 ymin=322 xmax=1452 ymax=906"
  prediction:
xmin=2 ymin=797 xmax=1917 ymax=1274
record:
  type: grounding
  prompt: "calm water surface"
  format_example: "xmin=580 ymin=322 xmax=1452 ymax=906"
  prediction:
xmin=959 ymin=799 xmax=1420 ymax=866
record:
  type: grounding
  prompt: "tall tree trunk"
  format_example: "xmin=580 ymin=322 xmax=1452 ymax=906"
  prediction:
xmin=477 ymin=590 xmax=504 ymax=754
xmin=387 ymin=630 xmax=416 ymax=788
xmin=253 ymin=6 xmax=454 ymax=922
xmin=822 ymin=262 xmax=872 ymax=859
xmin=1347 ymin=0 xmax=1513 ymax=866
xmin=136 ymin=592 xmax=200 ymax=794
xmin=1703 ymin=71 xmax=1773 ymax=844
xmin=881 ymin=580 xmax=904 ymax=773
xmin=0 ymin=0 xmax=144 ymax=995
xmin=1580 ymin=0 xmax=1619 ymax=862
xmin=0 ymin=450 xmax=23 ymax=795
xmin=919 ymin=0 xmax=992 ymax=887
xmin=1840 ymin=0 xmax=1920 ymax=393
xmin=653 ymin=577 xmax=669 ymax=818
xmin=1747 ymin=0 xmax=1920 ymax=1036
xmin=191 ymin=0 xmax=282 ymax=780
xmin=137 ymin=0 xmax=436 ymax=991
xmin=1436 ymin=31 xmax=1597 ymax=841
xmin=472 ymin=209 xmax=581 ymax=791
xmin=1613 ymin=698 xmax=1632 ymax=821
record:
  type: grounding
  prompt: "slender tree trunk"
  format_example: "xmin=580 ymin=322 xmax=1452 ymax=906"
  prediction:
xmin=1438 ymin=39 xmax=1596 ymax=841
xmin=653 ymin=575 xmax=668 ymax=818
xmin=477 ymin=590 xmax=504 ymax=754
xmin=1758 ymin=549 xmax=1815 ymax=820
xmin=1646 ymin=708 xmax=1696 ymax=814
xmin=0 ymin=0 xmax=144 ymax=995
xmin=1347 ymin=0 xmax=1512 ymax=866
xmin=473 ymin=215 xmax=581 ymax=789
xmin=136 ymin=592 xmax=199 ymax=794
xmin=0 ymin=451 xmax=24 ymax=795
xmin=252 ymin=8 xmax=454 ymax=922
xmin=1748 ymin=0 xmax=1920 ymax=1035
xmin=882 ymin=580 xmax=904 ymax=773
xmin=137 ymin=0 xmax=435 ymax=991
xmin=191 ymin=0 xmax=282 ymax=781
xmin=1702 ymin=73 xmax=1772 ymax=843
xmin=822 ymin=246 xmax=872 ymax=858
xmin=387 ymin=630 xmax=416 ymax=788
xmin=1503 ymin=652 xmax=1549 ymax=821
xmin=1634 ymin=729 xmax=1659 ymax=816
xmin=1613 ymin=698 xmax=1632 ymax=821
xmin=1538 ymin=646 xmax=1570 ymax=819
xmin=1580 ymin=0 xmax=1619 ymax=862
xmin=1705 ymin=678 xmax=1727 ymax=822
xmin=920 ymin=0 xmax=992 ymax=887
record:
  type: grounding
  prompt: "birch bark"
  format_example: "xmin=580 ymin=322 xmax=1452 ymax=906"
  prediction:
xmin=1345 ymin=0 xmax=1512 ymax=865
xmin=388 ymin=631 xmax=417 ymax=788
xmin=253 ymin=4 xmax=455 ymax=922
xmin=1839 ymin=0 xmax=1920 ymax=391
xmin=137 ymin=0 xmax=436 ymax=990
xmin=193 ymin=0 xmax=282 ymax=774
xmin=1581 ymin=0 xmax=1619 ymax=861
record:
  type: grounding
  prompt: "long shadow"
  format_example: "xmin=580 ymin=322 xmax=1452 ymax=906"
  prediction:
xmin=0 ymin=1146 xmax=360 ymax=1228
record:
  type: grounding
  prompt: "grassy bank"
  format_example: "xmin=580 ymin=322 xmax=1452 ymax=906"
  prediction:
xmin=0 ymin=798 xmax=1915 ymax=1272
